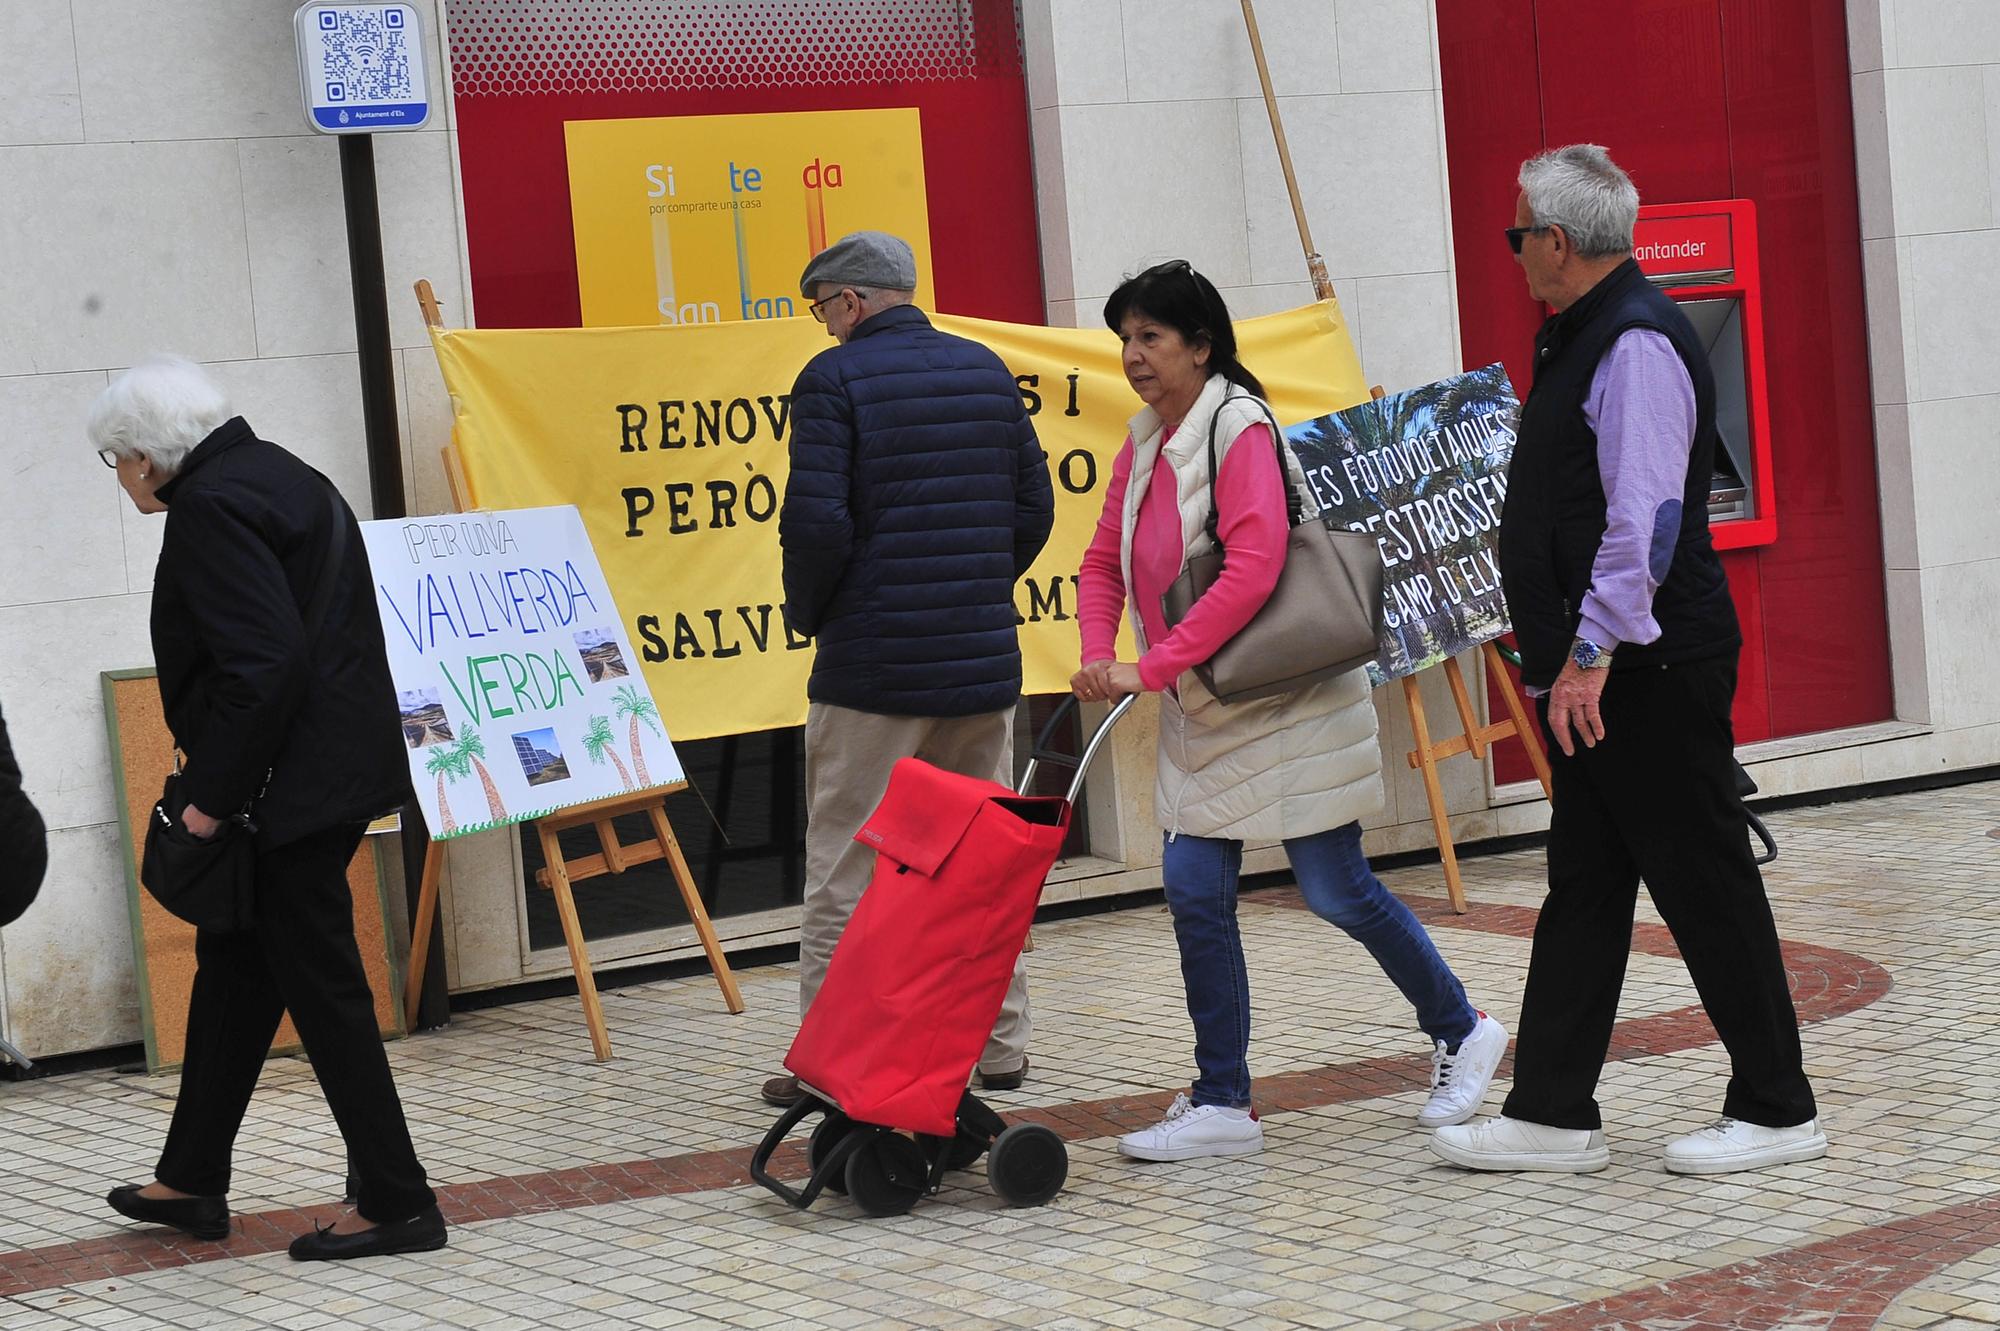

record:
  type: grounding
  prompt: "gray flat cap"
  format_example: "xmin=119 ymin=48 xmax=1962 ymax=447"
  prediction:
xmin=799 ymin=231 xmax=917 ymax=297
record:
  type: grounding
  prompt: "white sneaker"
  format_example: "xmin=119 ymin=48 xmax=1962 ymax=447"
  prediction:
xmin=1662 ymin=1117 xmax=1827 ymax=1175
xmin=1117 ymin=1093 xmax=1264 ymax=1162
xmin=1417 ymin=1012 xmax=1509 ymax=1128
xmin=1430 ymin=1115 xmax=1610 ymax=1172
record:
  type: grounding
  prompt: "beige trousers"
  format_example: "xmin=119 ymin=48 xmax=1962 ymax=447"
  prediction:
xmin=798 ymin=701 xmax=1030 ymax=1075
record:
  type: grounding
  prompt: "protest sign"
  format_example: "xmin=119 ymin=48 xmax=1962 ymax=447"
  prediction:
xmin=1285 ymin=364 xmax=1521 ymax=685
xmin=361 ymin=504 xmax=684 ymax=838
xmin=426 ymin=300 xmax=1369 ymax=741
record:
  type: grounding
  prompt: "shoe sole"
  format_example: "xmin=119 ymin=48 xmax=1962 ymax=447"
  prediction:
xmin=1118 ymin=1136 xmax=1264 ymax=1163
xmin=1429 ymin=1136 xmax=1609 ymax=1173
xmin=1663 ymin=1134 xmax=1827 ymax=1175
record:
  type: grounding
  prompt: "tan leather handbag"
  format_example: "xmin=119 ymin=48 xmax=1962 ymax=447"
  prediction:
xmin=1160 ymin=396 xmax=1384 ymax=704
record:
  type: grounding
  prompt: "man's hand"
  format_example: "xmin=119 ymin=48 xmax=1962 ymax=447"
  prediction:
xmin=1071 ymin=659 xmax=1145 ymax=701
xmin=180 ymin=804 xmax=223 ymax=840
xmin=1546 ymin=659 xmax=1609 ymax=757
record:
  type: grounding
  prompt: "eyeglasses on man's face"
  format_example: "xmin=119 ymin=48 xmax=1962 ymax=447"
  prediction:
xmin=807 ymin=289 xmax=855 ymax=323
xmin=1506 ymin=224 xmax=1553 ymax=255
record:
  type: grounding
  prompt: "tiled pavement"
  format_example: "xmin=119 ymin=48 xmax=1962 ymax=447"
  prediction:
xmin=1 ymin=781 xmax=1996 ymax=1330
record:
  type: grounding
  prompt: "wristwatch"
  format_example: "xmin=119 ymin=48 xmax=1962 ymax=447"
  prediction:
xmin=1571 ymin=636 xmax=1614 ymax=670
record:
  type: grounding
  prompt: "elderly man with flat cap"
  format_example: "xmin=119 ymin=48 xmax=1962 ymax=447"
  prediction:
xmin=761 ymin=231 xmax=1055 ymax=1108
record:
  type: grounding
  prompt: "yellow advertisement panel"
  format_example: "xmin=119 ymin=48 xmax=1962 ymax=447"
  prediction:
xmin=566 ymin=108 xmax=935 ymax=328
xmin=430 ymin=302 xmax=1368 ymax=741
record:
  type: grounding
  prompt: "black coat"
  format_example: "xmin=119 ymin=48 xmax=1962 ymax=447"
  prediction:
xmin=151 ymin=419 xmax=408 ymax=848
xmin=779 ymin=305 xmax=1055 ymax=717
xmin=0 ymin=700 xmax=47 ymax=926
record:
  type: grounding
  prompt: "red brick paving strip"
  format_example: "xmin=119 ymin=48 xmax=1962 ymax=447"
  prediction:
xmin=1470 ymin=1192 xmax=2000 ymax=1331
xmin=0 ymin=893 xmax=1893 ymax=1301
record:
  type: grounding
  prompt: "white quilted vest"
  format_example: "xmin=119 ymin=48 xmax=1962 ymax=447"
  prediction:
xmin=1120 ymin=374 xmax=1384 ymax=842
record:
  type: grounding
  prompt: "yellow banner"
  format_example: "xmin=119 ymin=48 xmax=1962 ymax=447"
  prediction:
xmin=430 ymin=302 xmax=1368 ymax=741
xmin=566 ymin=108 xmax=934 ymax=328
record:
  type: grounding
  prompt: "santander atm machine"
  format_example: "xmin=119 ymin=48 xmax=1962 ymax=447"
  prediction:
xmin=1632 ymin=200 xmax=1777 ymax=549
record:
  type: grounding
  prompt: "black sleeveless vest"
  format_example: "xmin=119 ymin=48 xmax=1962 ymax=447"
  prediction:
xmin=1497 ymin=258 xmax=1741 ymax=689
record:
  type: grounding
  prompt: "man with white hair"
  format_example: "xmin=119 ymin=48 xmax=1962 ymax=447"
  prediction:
xmin=1432 ymin=146 xmax=1824 ymax=1176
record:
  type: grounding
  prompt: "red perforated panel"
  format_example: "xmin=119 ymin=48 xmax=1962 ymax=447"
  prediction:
xmin=445 ymin=0 xmax=1041 ymax=329
xmin=448 ymin=0 xmax=1021 ymax=94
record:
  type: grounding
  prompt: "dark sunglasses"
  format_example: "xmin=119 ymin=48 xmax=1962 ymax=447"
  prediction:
xmin=1506 ymin=224 xmax=1553 ymax=255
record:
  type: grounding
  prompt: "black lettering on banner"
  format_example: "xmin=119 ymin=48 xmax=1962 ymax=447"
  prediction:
xmin=725 ymin=398 xmax=757 ymax=443
xmin=622 ymin=486 xmax=656 ymax=536
xmin=660 ymin=400 xmax=687 ymax=448
xmin=737 ymin=604 xmax=775 ymax=652
xmin=665 ymin=482 xmax=697 ymax=534
xmin=1016 ymin=373 xmax=1041 ymax=416
xmin=704 ymin=607 xmax=743 ymax=658
xmin=1065 ymin=371 xmax=1081 ymax=417
xmin=706 ymin=479 xmax=738 ymax=527
xmin=636 ymin=614 xmax=669 ymax=662
xmin=1020 ymin=574 xmax=1073 ymax=623
xmin=617 ymin=404 xmax=649 ymax=451
xmin=757 ymin=394 xmax=792 ymax=440
xmin=744 ymin=473 xmax=778 ymax=522
xmin=692 ymin=399 xmax=723 ymax=446
xmin=1056 ymin=449 xmax=1097 ymax=496
xmin=671 ymin=612 xmax=706 ymax=658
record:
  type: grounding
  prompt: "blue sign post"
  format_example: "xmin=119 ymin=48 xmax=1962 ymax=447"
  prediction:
xmin=294 ymin=3 xmax=432 ymax=134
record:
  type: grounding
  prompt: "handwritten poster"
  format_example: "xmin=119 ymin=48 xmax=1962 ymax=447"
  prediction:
xmin=360 ymin=505 xmax=684 ymax=838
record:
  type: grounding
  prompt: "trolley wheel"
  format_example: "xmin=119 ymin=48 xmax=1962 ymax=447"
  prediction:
xmin=808 ymin=1113 xmax=855 ymax=1195
xmin=988 ymin=1123 xmax=1067 ymax=1207
xmin=844 ymin=1132 xmax=927 ymax=1217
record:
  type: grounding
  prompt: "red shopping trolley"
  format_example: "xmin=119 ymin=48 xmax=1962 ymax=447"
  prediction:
xmin=750 ymin=696 xmax=1134 ymax=1217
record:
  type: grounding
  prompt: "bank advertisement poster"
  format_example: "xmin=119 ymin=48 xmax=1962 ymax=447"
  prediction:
xmin=565 ymin=108 xmax=935 ymax=328
xmin=361 ymin=506 xmax=684 ymax=839
xmin=1285 ymin=364 xmax=1521 ymax=685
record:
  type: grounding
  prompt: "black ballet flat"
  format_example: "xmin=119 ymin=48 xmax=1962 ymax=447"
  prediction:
xmin=288 ymin=1204 xmax=448 ymax=1261
xmin=106 ymin=1184 xmax=231 ymax=1241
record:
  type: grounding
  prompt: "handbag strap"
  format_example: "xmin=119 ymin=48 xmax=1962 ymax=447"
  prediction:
xmin=1198 ymin=390 xmax=1306 ymax=556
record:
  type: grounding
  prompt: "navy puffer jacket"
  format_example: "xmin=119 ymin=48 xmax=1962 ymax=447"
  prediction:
xmin=780 ymin=304 xmax=1054 ymax=717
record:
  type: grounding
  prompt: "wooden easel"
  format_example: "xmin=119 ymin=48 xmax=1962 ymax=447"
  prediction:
xmin=1243 ymin=3 xmax=1554 ymax=913
xmin=402 ymin=783 xmax=746 ymax=1062
xmin=404 ymin=280 xmax=746 ymax=1060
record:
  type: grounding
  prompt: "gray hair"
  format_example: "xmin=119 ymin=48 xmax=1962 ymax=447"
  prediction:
xmin=1519 ymin=144 xmax=1639 ymax=259
xmin=87 ymin=356 xmax=232 ymax=476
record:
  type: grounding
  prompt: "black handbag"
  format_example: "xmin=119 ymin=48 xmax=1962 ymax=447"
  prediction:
xmin=1160 ymin=394 xmax=1385 ymax=704
xmin=138 ymin=481 xmax=349 ymax=934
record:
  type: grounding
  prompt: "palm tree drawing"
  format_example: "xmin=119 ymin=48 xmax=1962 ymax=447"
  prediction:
xmin=580 ymin=712 xmax=633 ymax=790
xmin=423 ymin=743 xmax=466 ymax=836
xmin=612 ymin=684 xmax=662 ymax=787
xmin=455 ymin=728 xmax=508 ymax=822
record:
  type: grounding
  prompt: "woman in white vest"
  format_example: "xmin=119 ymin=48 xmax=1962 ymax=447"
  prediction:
xmin=1072 ymin=260 xmax=1508 ymax=1162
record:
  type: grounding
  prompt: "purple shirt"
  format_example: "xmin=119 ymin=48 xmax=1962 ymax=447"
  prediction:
xmin=1524 ymin=328 xmax=1696 ymax=692
xmin=1578 ymin=329 xmax=1697 ymax=651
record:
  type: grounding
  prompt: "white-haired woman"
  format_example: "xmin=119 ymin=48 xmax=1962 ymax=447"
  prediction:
xmin=93 ymin=357 xmax=445 ymax=1261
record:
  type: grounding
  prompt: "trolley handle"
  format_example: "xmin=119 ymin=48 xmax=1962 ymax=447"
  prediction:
xmin=1018 ymin=694 xmax=1137 ymax=805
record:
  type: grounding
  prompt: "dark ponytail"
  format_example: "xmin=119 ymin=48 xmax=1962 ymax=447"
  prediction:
xmin=1103 ymin=259 xmax=1266 ymax=399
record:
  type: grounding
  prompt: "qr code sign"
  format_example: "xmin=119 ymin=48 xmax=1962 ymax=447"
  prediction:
xmin=316 ymin=7 xmax=416 ymax=105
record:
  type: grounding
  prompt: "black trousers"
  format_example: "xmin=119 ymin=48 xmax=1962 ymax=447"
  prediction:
xmin=1500 ymin=656 xmax=1818 ymax=1132
xmin=155 ymin=823 xmax=435 ymax=1223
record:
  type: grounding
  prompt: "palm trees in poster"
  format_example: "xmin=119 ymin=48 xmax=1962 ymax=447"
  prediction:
xmin=423 ymin=742 xmax=465 ymax=836
xmin=611 ymin=684 xmax=662 ymax=787
xmin=455 ymin=728 xmax=508 ymax=822
xmin=580 ymin=712 xmax=634 ymax=790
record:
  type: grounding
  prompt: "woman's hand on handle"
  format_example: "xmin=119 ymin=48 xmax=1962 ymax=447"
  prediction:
xmin=1071 ymin=659 xmax=1145 ymax=701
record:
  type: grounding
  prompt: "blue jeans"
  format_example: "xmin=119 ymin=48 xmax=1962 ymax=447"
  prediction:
xmin=1161 ymin=821 xmax=1478 ymax=1108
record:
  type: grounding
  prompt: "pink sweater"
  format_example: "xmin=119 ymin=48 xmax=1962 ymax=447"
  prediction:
xmin=1077 ymin=423 xmax=1287 ymax=692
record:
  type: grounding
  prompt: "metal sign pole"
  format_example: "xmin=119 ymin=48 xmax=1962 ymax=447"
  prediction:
xmin=338 ymin=133 xmax=407 ymax=523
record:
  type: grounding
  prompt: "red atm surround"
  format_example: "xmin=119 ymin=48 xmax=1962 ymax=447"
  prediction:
xmin=1633 ymin=199 xmax=1778 ymax=551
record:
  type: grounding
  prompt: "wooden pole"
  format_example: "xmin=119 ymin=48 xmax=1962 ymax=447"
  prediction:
xmin=1240 ymin=0 xmax=1333 ymax=299
xmin=402 ymin=841 xmax=444 ymax=1031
